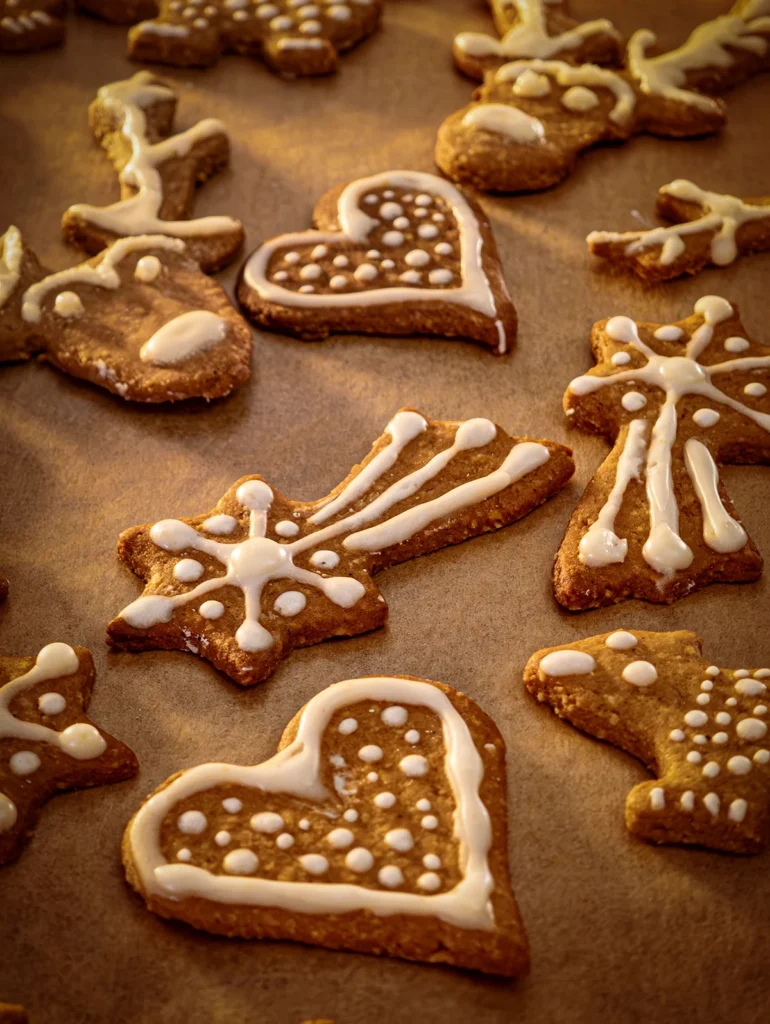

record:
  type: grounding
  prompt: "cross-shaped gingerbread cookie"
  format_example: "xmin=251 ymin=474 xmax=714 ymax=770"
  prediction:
xmin=437 ymin=1 xmax=770 ymax=193
xmin=128 ymin=0 xmax=380 ymax=76
xmin=587 ymin=179 xmax=770 ymax=282
xmin=108 ymin=409 xmax=574 ymax=686
xmin=525 ymin=629 xmax=770 ymax=853
xmin=0 ymin=227 xmax=252 ymax=402
xmin=0 ymin=643 xmax=138 ymax=866
xmin=554 ymin=295 xmax=770 ymax=608
xmin=61 ymin=72 xmax=244 ymax=274
xmin=453 ymin=0 xmax=622 ymax=81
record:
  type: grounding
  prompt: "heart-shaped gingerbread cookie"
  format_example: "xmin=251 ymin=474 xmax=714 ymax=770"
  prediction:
xmin=123 ymin=675 xmax=529 ymax=976
xmin=238 ymin=171 xmax=516 ymax=353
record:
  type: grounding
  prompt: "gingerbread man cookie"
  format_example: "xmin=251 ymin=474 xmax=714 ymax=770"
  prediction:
xmin=0 ymin=227 xmax=252 ymax=403
xmin=453 ymin=0 xmax=622 ymax=81
xmin=555 ymin=296 xmax=770 ymax=609
xmin=128 ymin=0 xmax=381 ymax=76
xmin=237 ymin=171 xmax=517 ymax=354
xmin=525 ymin=630 xmax=770 ymax=854
xmin=587 ymin=179 xmax=770 ymax=282
xmin=0 ymin=643 xmax=138 ymax=866
xmin=123 ymin=674 xmax=529 ymax=975
xmin=437 ymin=1 xmax=770 ymax=193
xmin=62 ymin=72 xmax=244 ymax=274
xmin=108 ymin=409 xmax=574 ymax=686
xmin=0 ymin=0 xmax=65 ymax=51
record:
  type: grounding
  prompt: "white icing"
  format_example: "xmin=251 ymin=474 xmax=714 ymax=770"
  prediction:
xmin=649 ymin=787 xmax=665 ymax=810
xmin=250 ymin=811 xmax=284 ymax=833
xmin=381 ymin=706 xmax=408 ymax=727
xmin=358 ymin=745 xmax=382 ymax=763
xmin=405 ymin=729 xmax=419 ymax=744
xmin=684 ymin=439 xmax=747 ymax=553
xmin=174 ymin=558 xmax=205 ymax=582
xmin=512 ymin=68 xmax=551 ymax=96
xmin=224 ymin=849 xmax=258 ymax=875
xmin=622 ymin=661 xmax=657 ymax=687
xmin=337 ymin=717 xmax=357 ymax=735
xmin=398 ymin=754 xmax=428 ymax=777
xmin=561 ymin=85 xmax=599 ymax=111
xmin=10 ymin=751 xmax=41 ymax=775
xmin=178 ymin=810 xmax=207 ymax=834
xmin=378 ymin=865 xmax=404 ymax=888
xmin=462 ymin=103 xmax=545 ymax=143
xmin=199 ymin=600 xmax=225 ymax=619
xmin=326 ymin=827 xmax=354 ymax=849
xmin=684 ymin=710 xmax=708 ymax=727
xmin=374 ymin=791 xmax=396 ymax=808
xmin=53 ymin=291 xmax=84 ymax=319
xmin=605 ymin=631 xmax=637 ymax=650
xmin=139 ymin=310 xmax=228 ymax=366
xmin=0 ymin=226 xmax=23 ymax=308
xmin=38 ymin=692 xmax=66 ymax=715
xmin=736 ymin=718 xmax=767 ymax=740
xmin=222 ymin=797 xmax=242 ymax=813
xmin=345 ymin=847 xmax=374 ymax=872
xmin=496 ymin=59 xmax=636 ymax=124
xmin=703 ymin=792 xmax=720 ymax=816
xmin=539 ymin=650 xmax=596 ymax=676
xmin=0 ymin=793 xmax=17 ymax=833
xmin=385 ymin=828 xmax=413 ymax=852
xmin=65 ymin=72 xmax=240 ymax=240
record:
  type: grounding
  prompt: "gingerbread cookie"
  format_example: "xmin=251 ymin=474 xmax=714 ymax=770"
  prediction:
xmin=1 ymin=228 xmax=251 ymax=403
xmin=62 ymin=72 xmax=244 ymax=274
xmin=237 ymin=171 xmax=517 ymax=354
xmin=555 ymin=296 xmax=770 ymax=609
xmin=123 ymin=674 xmax=529 ymax=975
xmin=76 ymin=0 xmax=157 ymax=24
xmin=0 ymin=0 xmax=65 ymax=51
xmin=437 ymin=1 xmax=770 ymax=193
xmin=0 ymin=1004 xmax=27 ymax=1024
xmin=128 ymin=0 xmax=381 ymax=76
xmin=108 ymin=409 xmax=574 ymax=686
xmin=587 ymin=179 xmax=770 ymax=282
xmin=0 ymin=643 xmax=138 ymax=866
xmin=453 ymin=0 xmax=622 ymax=81
xmin=525 ymin=629 xmax=770 ymax=854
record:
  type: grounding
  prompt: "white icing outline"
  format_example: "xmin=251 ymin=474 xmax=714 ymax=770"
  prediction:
xmin=495 ymin=59 xmax=636 ymax=124
xmin=0 ymin=225 xmax=23 ymax=309
xmin=127 ymin=676 xmax=496 ymax=930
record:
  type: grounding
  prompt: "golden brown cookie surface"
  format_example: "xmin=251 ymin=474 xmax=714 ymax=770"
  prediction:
xmin=0 ymin=643 xmax=139 ymax=866
xmin=1 ymin=228 xmax=252 ymax=403
xmin=524 ymin=629 xmax=770 ymax=854
xmin=238 ymin=171 xmax=517 ymax=353
xmin=128 ymin=0 xmax=381 ymax=76
xmin=555 ymin=296 xmax=770 ymax=608
xmin=62 ymin=72 xmax=244 ymax=273
xmin=123 ymin=675 xmax=529 ymax=975
xmin=108 ymin=408 xmax=574 ymax=686
xmin=587 ymin=179 xmax=770 ymax=282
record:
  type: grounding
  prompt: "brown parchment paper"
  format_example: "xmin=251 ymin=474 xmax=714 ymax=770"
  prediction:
xmin=0 ymin=1 xmax=768 ymax=1021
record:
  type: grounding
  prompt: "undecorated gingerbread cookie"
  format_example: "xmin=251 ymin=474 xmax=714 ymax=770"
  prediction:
xmin=555 ymin=295 xmax=770 ymax=608
xmin=123 ymin=674 xmax=530 ymax=975
xmin=62 ymin=72 xmax=244 ymax=273
xmin=0 ymin=643 xmax=138 ymax=866
xmin=108 ymin=409 xmax=574 ymax=686
xmin=453 ymin=0 xmax=622 ymax=81
xmin=587 ymin=179 xmax=770 ymax=282
xmin=524 ymin=629 xmax=770 ymax=853
xmin=437 ymin=1 xmax=770 ymax=192
xmin=237 ymin=171 xmax=517 ymax=354
xmin=0 ymin=227 xmax=252 ymax=403
xmin=128 ymin=0 xmax=381 ymax=76
xmin=0 ymin=0 xmax=65 ymax=51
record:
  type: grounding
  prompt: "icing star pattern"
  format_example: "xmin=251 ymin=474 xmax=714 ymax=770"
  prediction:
xmin=555 ymin=295 xmax=770 ymax=608
xmin=108 ymin=409 xmax=574 ymax=686
xmin=525 ymin=630 xmax=770 ymax=853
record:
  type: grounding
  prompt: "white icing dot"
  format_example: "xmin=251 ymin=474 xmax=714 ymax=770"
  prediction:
xmin=276 ymin=832 xmax=294 ymax=850
xmin=404 ymin=249 xmax=430 ymax=268
xmin=428 ymin=268 xmax=453 ymax=285
xmin=622 ymin=661 xmax=657 ymax=687
xmin=222 ymin=797 xmax=242 ymax=813
xmin=686 ymin=751 xmax=702 ymax=764
xmin=250 ymin=811 xmax=284 ymax=833
xmin=299 ymin=853 xmax=328 ymax=875
xmin=399 ymin=754 xmax=428 ymax=777
xmin=176 ymin=848 xmax=192 ymax=862
xmin=755 ymin=705 xmax=768 ymax=716
xmin=612 ymin=352 xmax=631 ymax=366
xmin=680 ymin=791 xmax=695 ymax=812
xmin=338 ymin=717 xmax=358 ymax=735
xmin=366 ymin=772 xmax=378 ymax=782
xmin=300 ymin=264 xmax=322 ymax=281
xmin=358 ymin=745 xmax=383 ymax=763
xmin=299 ymin=285 xmax=315 ymax=294
xmin=327 ymin=4 xmax=351 ymax=19
xmin=415 ymin=194 xmax=432 ymax=206
xmin=10 ymin=751 xmax=41 ymax=776
xmin=416 ymin=798 xmax=431 ymax=811
xmin=310 ymin=245 xmax=328 ymax=260
xmin=417 ymin=872 xmax=441 ymax=892
xmin=735 ymin=679 xmax=767 ymax=697
xmin=299 ymin=818 xmax=311 ymax=830
xmin=380 ymin=259 xmax=395 ymax=270
xmin=363 ymin=196 xmax=378 ymax=206
xmin=215 ymin=830 xmax=231 ymax=847
xmin=417 ymin=224 xmax=439 ymax=240
xmin=178 ymin=810 xmax=207 ymax=834
xmin=343 ymin=809 xmax=358 ymax=822
xmin=366 ymin=249 xmax=380 ymax=258
xmin=274 ymin=591 xmax=306 ymax=617
xmin=329 ymin=754 xmax=345 ymax=767
xmin=744 ymin=382 xmax=767 ymax=397
xmin=309 ymin=549 xmax=340 ymax=569
xmin=274 ymin=519 xmax=300 ymax=537
xmin=713 ymin=732 xmax=729 ymax=744
xmin=256 ymin=4 xmax=278 ymax=16
xmin=421 ymin=815 xmax=438 ymax=830
xmin=736 ymin=718 xmax=768 ymax=741
xmin=345 ymin=847 xmax=373 ymax=872
xmin=399 ymin=270 xmax=421 ymax=284
xmin=59 ymin=723 xmax=106 ymax=760
xmin=135 ymin=255 xmax=161 ymax=283
xmin=329 ymin=275 xmax=348 ymax=290
xmin=53 ymin=291 xmax=84 ymax=318
xmin=393 ymin=217 xmax=410 ymax=230
xmin=696 ymin=693 xmax=710 ymax=706
xmin=383 ymin=190 xmax=395 ymax=199
xmin=374 ymin=791 xmax=396 ymax=809
xmin=381 ymin=705 xmax=408 ymax=727
xmin=700 ymin=680 xmax=713 ymax=691
xmin=727 ymin=755 xmax=752 ymax=775
xmin=715 ymin=712 xmax=731 ymax=725
xmin=385 ymin=828 xmax=413 ymax=852
xmin=435 ymin=242 xmax=452 ymax=256
xmin=755 ymin=670 xmax=770 ymax=678
xmin=540 ymin=650 xmax=596 ymax=676
xmin=270 ymin=13 xmax=293 ymax=28
xmin=726 ymin=697 xmax=738 ymax=706
xmin=561 ymin=85 xmax=599 ymax=111
xmin=379 ymin=202 xmax=403 ymax=220
xmin=693 ymin=408 xmax=720 ymax=428
xmin=432 ymin=213 xmax=445 ymax=223
xmin=724 ymin=336 xmax=750 ymax=353
xmin=194 ymin=15 xmax=210 ymax=25
xmin=728 ymin=798 xmax=748 ymax=823
xmin=378 ymin=865 xmax=404 ymax=888
xmin=299 ymin=16 xmax=321 ymax=29
xmin=754 ymin=749 xmax=769 ymax=764
xmin=423 ymin=853 xmax=441 ymax=870
xmin=684 ymin=710 xmax=708 ymax=727
xmin=326 ymin=827 xmax=354 ymax=849
xmin=202 ymin=514 xmax=237 ymax=535
xmin=38 ymin=692 xmax=66 ymax=715
xmin=174 ymin=558 xmax=204 ymax=582
xmin=332 ymin=254 xmax=349 ymax=268
xmin=405 ymin=729 xmax=420 ymax=744
xmin=694 ymin=735 xmax=707 ymax=744
xmin=382 ymin=231 xmax=404 ymax=247
xmin=703 ymin=792 xmax=720 ymax=816
xmin=622 ymin=391 xmax=647 ymax=412
xmin=199 ymin=600 xmax=225 ymax=619
xmin=702 ymin=761 xmax=720 ymax=778
xmin=649 ymin=787 xmax=665 ymax=810
xmin=669 ymin=729 xmax=685 ymax=742
xmin=223 ymin=849 xmax=258 ymax=875
xmin=654 ymin=325 xmax=683 ymax=341
xmin=705 ymin=665 xmax=720 ymax=677
xmin=354 ymin=263 xmax=378 ymax=282
xmin=605 ymin=631 xmax=637 ymax=650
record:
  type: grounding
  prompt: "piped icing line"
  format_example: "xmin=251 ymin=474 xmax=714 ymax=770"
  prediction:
xmin=0 ymin=225 xmax=23 ymax=309
xmin=454 ymin=0 xmax=619 ymax=61
xmin=139 ymin=310 xmax=228 ymax=366
xmin=0 ymin=644 xmax=107 ymax=760
xmin=21 ymin=234 xmax=185 ymax=324
xmin=126 ymin=676 xmax=496 ymax=930
xmin=64 ymin=72 xmax=241 ymax=239
xmin=586 ymin=180 xmax=770 ymax=267
xmin=684 ymin=439 xmax=748 ymax=553
xmin=626 ymin=3 xmax=770 ymax=114
xmin=567 ymin=295 xmax=768 ymax=573
xmin=241 ymin=171 xmax=500 ymax=320
xmin=118 ymin=413 xmax=550 ymax=653
xmin=495 ymin=59 xmax=636 ymax=124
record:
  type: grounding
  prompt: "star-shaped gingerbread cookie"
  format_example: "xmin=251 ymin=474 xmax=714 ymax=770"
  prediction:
xmin=0 ymin=643 xmax=139 ymax=866
xmin=108 ymin=409 xmax=574 ymax=686
xmin=525 ymin=629 xmax=770 ymax=853
xmin=555 ymin=295 xmax=770 ymax=608
xmin=0 ymin=227 xmax=252 ymax=402
xmin=123 ymin=674 xmax=529 ymax=975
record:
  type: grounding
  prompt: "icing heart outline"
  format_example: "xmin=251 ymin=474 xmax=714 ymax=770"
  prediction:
xmin=126 ymin=676 xmax=495 ymax=929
